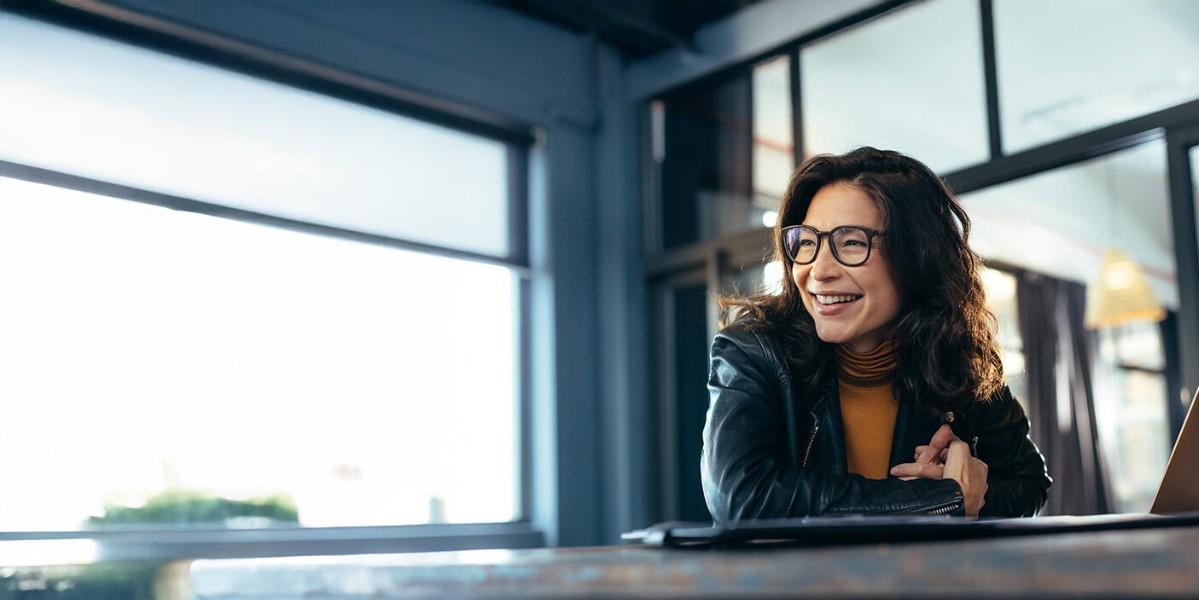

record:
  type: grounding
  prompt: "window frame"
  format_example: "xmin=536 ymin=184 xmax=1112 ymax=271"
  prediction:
xmin=0 ymin=3 xmax=539 ymax=555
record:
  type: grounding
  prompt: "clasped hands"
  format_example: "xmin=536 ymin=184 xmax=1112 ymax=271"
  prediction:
xmin=890 ymin=424 xmax=988 ymax=518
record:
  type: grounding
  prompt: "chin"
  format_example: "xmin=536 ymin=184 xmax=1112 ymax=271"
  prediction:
xmin=812 ymin=322 xmax=853 ymax=345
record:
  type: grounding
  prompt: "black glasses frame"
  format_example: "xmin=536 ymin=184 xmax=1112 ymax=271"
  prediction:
xmin=782 ymin=224 xmax=886 ymax=267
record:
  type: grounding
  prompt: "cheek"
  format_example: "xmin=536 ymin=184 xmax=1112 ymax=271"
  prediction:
xmin=791 ymin=264 xmax=808 ymax=293
xmin=864 ymin=270 xmax=902 ymax=320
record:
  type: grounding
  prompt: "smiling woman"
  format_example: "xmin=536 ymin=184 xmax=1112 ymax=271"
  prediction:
xmin=702 ymin=147 xmax=1051 ymax=521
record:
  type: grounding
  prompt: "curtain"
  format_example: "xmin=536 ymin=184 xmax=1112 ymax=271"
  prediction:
xmin=1016 ymin=272 xmax=1113 ymax=515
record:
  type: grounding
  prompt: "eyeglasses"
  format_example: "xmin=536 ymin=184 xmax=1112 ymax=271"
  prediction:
xmin=782 ymin=225 xmax=885 ymax=267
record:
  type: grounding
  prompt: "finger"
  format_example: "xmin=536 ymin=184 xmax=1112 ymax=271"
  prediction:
xmin=914 ymin=445 xmax=939 ymax=464
xmin=891 ymin=461 xmax=944 ymax=480
xmin=929 ymin=424 xmax=958 ymax=451
xmin=943 ymin=440 xmax=970 ymax=478
xmin=974 ymin=456 xmax=989 ymax=474
xmin=939 ymin=447 xmax=949 ymax=463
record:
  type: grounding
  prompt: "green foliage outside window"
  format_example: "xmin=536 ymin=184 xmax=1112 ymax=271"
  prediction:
xmin=87 ymin=489 xmax=299 ymax=527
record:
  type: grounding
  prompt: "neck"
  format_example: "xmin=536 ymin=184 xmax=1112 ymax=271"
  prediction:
xmin=836 ymin=339 xmax=896 ymax=387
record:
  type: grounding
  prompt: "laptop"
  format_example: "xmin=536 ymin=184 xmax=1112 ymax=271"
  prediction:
xmin=625 ymin=387 xmax=1199 ymax=548
xmin=1150 ymin=386 xmax=1199 ymax=514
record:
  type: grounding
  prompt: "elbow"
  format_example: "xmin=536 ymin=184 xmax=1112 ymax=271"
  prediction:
xmin=701 ymin=461 xmax=736 ymax=523
xmin=703 ymin=456 xmax=796 ymax=523
xmin=701 ymin=452 xmax=761 ymax=523
xmin=1029 ymin=474 xmax=1051 ymax=516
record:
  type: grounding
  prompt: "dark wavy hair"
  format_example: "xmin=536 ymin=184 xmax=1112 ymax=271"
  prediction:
xmin=720 ymin=147 xmax=1004 ymax=410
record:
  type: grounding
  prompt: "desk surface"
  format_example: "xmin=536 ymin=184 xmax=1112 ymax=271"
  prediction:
xmin=183 ymin=524 xmax=1199 ymax=599
xmin=4 ymin=524 xmax=1197 ymax=598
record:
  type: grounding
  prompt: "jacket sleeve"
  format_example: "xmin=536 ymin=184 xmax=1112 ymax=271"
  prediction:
xmin=976 ymin=387 xmax=1052 ymax=517
xmin=701 ymin=326 xmax=965 ymax=522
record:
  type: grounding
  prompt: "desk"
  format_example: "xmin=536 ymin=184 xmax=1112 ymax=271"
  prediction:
xmin=4 ymin=524 xmax=1197 ymax=598
xmin=184 ymin=524 xmax=1199 ymax=598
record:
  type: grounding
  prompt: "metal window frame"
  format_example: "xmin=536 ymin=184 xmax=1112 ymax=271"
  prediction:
xmin=648 ymin=267 xmax=707 ymax=522
xmin=0 ymin=1 xmax=540 ymax=556
xmin=0 ymin=522 xmax=544 ymax=563
xmin=1165 ymin=125 xmax=1199 ymax=430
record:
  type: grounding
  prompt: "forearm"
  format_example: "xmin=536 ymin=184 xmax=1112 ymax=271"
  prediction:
xmin=704 ymin=455 xmax=965 ymax=521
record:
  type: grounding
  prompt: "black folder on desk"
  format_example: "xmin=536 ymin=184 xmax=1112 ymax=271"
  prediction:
xmin=622 ymin=512 xmax=1199 ymax=548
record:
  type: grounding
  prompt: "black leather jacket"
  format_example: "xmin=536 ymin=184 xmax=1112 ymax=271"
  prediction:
xmin=701 ymin=320 xmax=1051 ymax=521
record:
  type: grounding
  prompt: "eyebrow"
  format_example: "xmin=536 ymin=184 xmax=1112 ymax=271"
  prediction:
xmin=794 ymin=224 xmax=879 ymax=231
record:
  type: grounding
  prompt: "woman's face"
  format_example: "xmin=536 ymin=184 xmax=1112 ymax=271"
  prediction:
xmin=791 ymin=183 xmax=902 ymax=354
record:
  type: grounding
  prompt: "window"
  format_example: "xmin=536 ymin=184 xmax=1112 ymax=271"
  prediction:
xmin=0 ymin=14 xmax=511 ymax=258
xmin=1094 ymin=322 xmax=1170 ymax=512
xmin=654 ymin=56 xmax=794 ymax=250
xmin=981 ymin=267 xmax=1026 ymax=404
xmin=961 ymin=141 xmax=1177 ymax=311
xmin=752 ymin=56 xmax=795 ymax=229
xmin=993 ymin=0 xmax=1199 ymax=152
xmin=0 ymin=14 xmax=524 ymax=531
xmin=961 ymin=140 xmax=1177 ymax=513
xmin=800 ymin=0 xmax=989 ymax=173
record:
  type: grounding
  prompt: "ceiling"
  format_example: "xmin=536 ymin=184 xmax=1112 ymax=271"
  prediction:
xmin=489 ymin=0 xmax=763 ymax=57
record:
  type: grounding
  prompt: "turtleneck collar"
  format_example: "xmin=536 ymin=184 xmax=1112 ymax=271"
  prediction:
xmin=836 ymin=339 xmax=897 ymax=387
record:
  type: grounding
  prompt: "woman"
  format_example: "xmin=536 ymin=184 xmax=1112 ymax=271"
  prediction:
xmin=702 ymin=147 xmax=1050 ymax=520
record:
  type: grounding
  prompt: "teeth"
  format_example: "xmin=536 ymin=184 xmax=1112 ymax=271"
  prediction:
xmin=815 ymin=294 xmax=861 ymax=305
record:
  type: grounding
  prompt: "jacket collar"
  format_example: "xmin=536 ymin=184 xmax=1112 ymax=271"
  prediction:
xmin=810 ymin=376 xmax=944 ymax=472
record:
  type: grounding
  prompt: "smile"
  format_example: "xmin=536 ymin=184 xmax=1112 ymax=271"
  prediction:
xmin=814 ymin=294 xmax=862 ymax=305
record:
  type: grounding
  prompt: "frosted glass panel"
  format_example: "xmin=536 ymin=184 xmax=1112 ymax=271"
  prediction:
xmin=995 ymin=0 xmax=1199 ymax=152
xmin=0 ymin=14 xmax=509 ymax=257
xmin=0 ymin=176 xmax=518 ymax=530
xmin=801 ymin=0 xmax=989 ymax=173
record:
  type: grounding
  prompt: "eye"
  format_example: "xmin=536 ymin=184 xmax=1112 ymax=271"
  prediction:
xmin=841 ymin=239 xmax=866 ymax=247
xmin=798 ymin=239 xmax=817 ymax=247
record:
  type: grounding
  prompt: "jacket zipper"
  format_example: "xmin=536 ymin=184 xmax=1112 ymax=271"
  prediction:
xmin=800 ymin=424 xmax=820 ymax=468
xmin=925 ymin=500 xmax=963 ymax=516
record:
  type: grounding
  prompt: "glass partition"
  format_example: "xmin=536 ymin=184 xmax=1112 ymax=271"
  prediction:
xmin=800 ymin=0 xmax=989 ymax=173
xmin=656 ymin=56 xmax=794 ymax=249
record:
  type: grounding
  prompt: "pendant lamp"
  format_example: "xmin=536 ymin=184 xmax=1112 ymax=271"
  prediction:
xmin=1084 ymin=247 xmax=1165 ymax=329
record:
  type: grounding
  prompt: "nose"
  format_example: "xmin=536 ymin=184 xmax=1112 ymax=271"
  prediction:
xmin=809 ymin=240 xmax=842 ymax=281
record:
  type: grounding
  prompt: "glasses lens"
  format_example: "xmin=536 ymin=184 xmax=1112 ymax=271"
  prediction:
xmin=831 ymin=227 xmax=870 ymax=266
xmin=787 ymin=227 xmax=819 ymax=263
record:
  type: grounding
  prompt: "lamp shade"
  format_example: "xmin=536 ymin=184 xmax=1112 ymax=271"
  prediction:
xmin=1084 ymin=248 xmax=1165 ymax=329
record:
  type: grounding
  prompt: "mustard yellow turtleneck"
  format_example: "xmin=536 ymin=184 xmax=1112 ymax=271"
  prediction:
xmin=836 ymin=340 xmax=899 ymax=480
